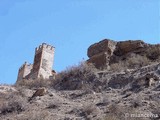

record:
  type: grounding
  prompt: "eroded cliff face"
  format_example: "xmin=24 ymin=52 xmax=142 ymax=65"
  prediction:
xmin=87 ymin=39 xmax=117 ymax=69
xmin=87 ymin=39 xmax=160 ymax=69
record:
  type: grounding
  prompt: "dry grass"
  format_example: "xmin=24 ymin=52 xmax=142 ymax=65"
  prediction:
xmin=81 ymin=103 xmax=100 ymax=119
xmin=110 ymin=61 xmax=127 ymax=72
xmin=105 ymin=104 xmax=145 ymax=120
xmin=130 ymin=95 xmax=143 ymax=108
xmin=16 ymin=62 xmax=99 ymax=91
xmin=52 ymin=62 xmax=100 ymax=91
xmin=110 ymin=54 xmax=150 ymax=71
xmin=127 ymin=54 xmax=150 ymax=68
xmin=146 ymin=45 xmax=160 ymax=61
xmin=15 ymin=78 xmax=51 ymax=89
xmin=20 ymin=110 xmax=51 ymax=120
xmin=0 ymin=92 xmax=26 ymax=116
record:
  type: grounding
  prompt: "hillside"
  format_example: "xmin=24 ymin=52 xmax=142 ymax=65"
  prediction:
xmin=0 ymin=39 xmax=160 ymax=120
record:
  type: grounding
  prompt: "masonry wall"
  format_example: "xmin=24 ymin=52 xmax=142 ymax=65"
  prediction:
xmin=17 ymin=66 xmax=25 ymax=81
xmin=17 ymin=62 xmax=33 ymax=81
xmin=30 ymin=43 xmax=55 ymax=79
xmin=30 ymin=48 xmax=42 ymax=79
xmin=17 ymin=43 xmax=55 ymax=81
xmin=39 ymin=47 xmax=54 ymax=79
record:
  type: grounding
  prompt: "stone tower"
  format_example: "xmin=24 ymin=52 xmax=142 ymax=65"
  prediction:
xmin=17 ymin=43 xmax=55 ymax=81
xmin=30 ymin=43 xmax=55 ymax=79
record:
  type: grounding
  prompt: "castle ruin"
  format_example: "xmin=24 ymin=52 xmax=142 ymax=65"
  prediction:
xmin=17 ymin=43 xmax=55 ymax=81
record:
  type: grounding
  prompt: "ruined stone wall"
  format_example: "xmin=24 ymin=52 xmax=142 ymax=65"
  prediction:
xmin=17 ymin=43 xmax=55 ymax=81
xmin=17 ymin=62 xmax=33 ymax=81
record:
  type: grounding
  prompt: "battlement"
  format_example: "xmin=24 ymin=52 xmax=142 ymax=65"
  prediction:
xmin=35 ymin=43 xmax=55 ymax=54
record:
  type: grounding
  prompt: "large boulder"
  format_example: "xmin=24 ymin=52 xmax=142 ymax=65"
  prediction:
xmin=87 ymin=39 xmax=117 ymax=58
xmin=87 ymin=52 xmax=109 ymax=69
xmin=31 ymin=87 xmax=47 ymax=98
xmin=87 ymin=39 xmax=117 ymax=69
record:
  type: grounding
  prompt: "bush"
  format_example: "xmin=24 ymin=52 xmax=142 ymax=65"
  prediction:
xmin=52 ymin=62 xmax=101 ymax=91
xmin=15 ymin=78 xmax=51 ymax=89
xmin=110 ymin=61 xmax=127 ymax=72
xmin=0 ymin=101 xmax=23 ymax=115
xmin=146 ymin=45 xmax=160 ymax=61
xmin=0 ymin=92 xmax=26 ymax=115
xmin=105 ymin=104 xmax=139 ymax=120
xmin=130 ymin=95 xmax=143 ymax=108
xmin=127 ymin=54 xmax=150 ymax=68
xmin=110 ymin=54 xmax=150 ymax=71
xmin=81 ymin=104 xmax=100 ymax=119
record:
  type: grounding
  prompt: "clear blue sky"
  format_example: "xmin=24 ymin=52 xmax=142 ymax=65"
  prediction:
xmin=0 ymin=0 xmax=159 ymax=84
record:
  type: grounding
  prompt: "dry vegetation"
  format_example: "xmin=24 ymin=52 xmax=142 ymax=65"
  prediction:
xmin=0 ymin=91 xmax=27 ymax=118
xmin=52 ymin=62 xmax=103 ymax=92
xmin=15 ymin=78 xmax=51 ymax=89
xmin=110 ymin=53 xmax=153 ymax=71
xmin=15 ymin=62 xmax=98 ymax=90
xmin=146 ymin=45 xmax=160 ymax=61
xmin=1 ymin=56 xmax=160 ymax=119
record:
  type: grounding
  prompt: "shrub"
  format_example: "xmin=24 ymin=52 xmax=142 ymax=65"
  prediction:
xmin=105 ymin=104 xmax=140 ymax=120
xmin=52 ymin=62 xmax=100 ymax=91
xmin=21 ymin=110 xmax=50 ymax=120
xmin=81 ymin=104 xmax=100 ymax=119
xmin=110 ymin=54 xmax=150 ymax=71
xmin=130 ymin=95 xmax=143 ymax=108
xmin=110 ymin=61 xmax=127 ymax=72
xmin=15 ymin=78 xmax=51 ymax=89
xmin=127 ymin=54 xmax=150 ymax=68
xmin=146 ymin=45 xmax=160 ymax=61
xmin=0 ymin=92 xmax=26 ymax=115
xmin=0 ymin=101 xmax=23 ymax=115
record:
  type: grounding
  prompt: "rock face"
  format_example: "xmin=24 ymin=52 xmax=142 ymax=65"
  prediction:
xmin=114 ymin=40 xmax=145 ymax=55
xmin=87 ymin=39 xmax=117 ymax=69
xmin=87 ymin=39 xmax=160 ymax=69
xmin=87 ymin=39 xmax=117 ymax=58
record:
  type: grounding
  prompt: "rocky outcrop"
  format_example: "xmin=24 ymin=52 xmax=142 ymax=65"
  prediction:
xmin=87 ymin=52 xmax=109 ymax=69
xmin=87 ymin=39 xmax=160 ymax=69
xmin=87 ymin=39 xmax=117 ymax=69
xmin=87 ymin=39 xmax=117 ymax=58
xmin=114 ymin=40 xmax=146 ymax=56
xmin=30 ymin=87 xmax=47 ymax=100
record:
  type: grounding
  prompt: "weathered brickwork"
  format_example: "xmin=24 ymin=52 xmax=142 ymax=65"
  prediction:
xmin=17 ymin=62 xmax=33 ymax=81
xmin=17 ymin=43 xmax=55 ymax=81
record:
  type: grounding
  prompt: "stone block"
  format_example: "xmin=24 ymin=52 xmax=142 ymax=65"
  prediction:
xmin=87 ymin=52 xmax=109 ymax=69
xmin=87 ymin=39 xmax=117 ymax=58
xmin=115 ymin=40 xmax=145 ymax=55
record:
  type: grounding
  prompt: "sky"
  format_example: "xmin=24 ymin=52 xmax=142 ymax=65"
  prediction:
xmin=0 ymin=0 xmax=159 ymax=84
